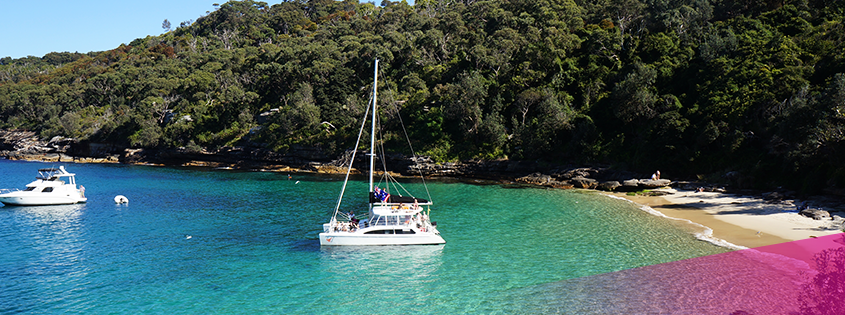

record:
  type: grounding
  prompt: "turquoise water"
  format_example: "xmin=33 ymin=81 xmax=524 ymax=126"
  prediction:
xmin=0 ymin=159 xmax=729 ymax=314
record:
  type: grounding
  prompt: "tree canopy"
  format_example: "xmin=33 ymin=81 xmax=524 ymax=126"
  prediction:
xmin=1 ymin=0 xmax=844 ymax=193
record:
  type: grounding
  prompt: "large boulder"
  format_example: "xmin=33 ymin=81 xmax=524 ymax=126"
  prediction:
xmin=571 ymin=176 xmax=598 ymax=189
xmin=619 ymin=179 xmax=642 ymax=191
xmin=516 ymin=172 xmax=553 ymax=185
xmin=556 ymin=167 xmax=599 ymax=180
xmin=800 ymin=208 xmax=832 ymax=220
xmin=598 ymin=181 xmax=622 ymax=191
xmin=639 ymin=179 xmax=671 ymax=188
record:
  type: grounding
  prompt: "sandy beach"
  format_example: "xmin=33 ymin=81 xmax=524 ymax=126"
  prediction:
xmin=617 ymin=188 xmax=845 ymax=249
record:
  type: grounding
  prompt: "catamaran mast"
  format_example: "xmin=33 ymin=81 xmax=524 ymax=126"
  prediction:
xmin=369 ymin=59 xmax=378 ymax=197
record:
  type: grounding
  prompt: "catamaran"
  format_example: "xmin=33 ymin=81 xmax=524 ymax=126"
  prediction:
xmin=319 ymin=60 xmax=445 ymax=246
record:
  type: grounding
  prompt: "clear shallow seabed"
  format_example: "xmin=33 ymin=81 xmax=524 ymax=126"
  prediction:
xmin=0 ymin=159 xmax=729 ymax=314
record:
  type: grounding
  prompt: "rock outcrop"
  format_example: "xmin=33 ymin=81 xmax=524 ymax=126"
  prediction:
xmin=800 ymin=208 xmax=832 ymax=220
xmin=0 ymin=129 xmax=696 ymax=196
xmin=0 ymin=130 xmax=120 ymax=164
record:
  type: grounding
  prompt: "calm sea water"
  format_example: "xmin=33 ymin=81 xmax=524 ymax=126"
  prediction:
xmin=0 ymin=159 xmax=729 ymax=314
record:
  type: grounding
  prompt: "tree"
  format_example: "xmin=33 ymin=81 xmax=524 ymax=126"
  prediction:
xmin=798 ymin=243 xmax=845 ymax=314
xmin=2 ymin=0 xmax=845 ymax=191
xmin=613 ymin=62 xmax=658 ymax=123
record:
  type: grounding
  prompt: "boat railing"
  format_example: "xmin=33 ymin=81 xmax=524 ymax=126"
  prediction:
xmin=326 ymin=212 xmax=434 ymax=233
xmin=373 ymin=202 xmax=431 ymax=208
xmin=369 ymin=213 xmax=431 ymax=230
xmin=0 ymin=188 xmax=19 ymax=194
xmin=330 ymin=221 xmax=359 ymax=232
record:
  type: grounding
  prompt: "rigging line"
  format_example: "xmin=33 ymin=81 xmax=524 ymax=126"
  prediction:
xmin=376 ymin=104 xmax=389 ymax=184
xmin=374 ymin=112 xmax=414 ymax=199
xmin=376 ymin=115 xmax=409 ymax=198
xmin=374 ymin=103 xmax=407 ymax=198
xmin=331 ymin=85 xmax=374 ymax=222
xmin=381 ymin=69 xmax=434 ymax=203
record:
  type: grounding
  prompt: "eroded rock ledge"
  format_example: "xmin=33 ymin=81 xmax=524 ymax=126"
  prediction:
xmin=2 ymin=130 xmax=659 ymax=188
xmin=4 ymin=130 xmax=844 ymax=217
xmin=0 ymin=129 xmax=735 ymax=195
xmin=1 ymin=132 xmax=665 ymax=192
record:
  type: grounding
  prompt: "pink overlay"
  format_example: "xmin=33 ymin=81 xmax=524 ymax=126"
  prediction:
xmin=532 ymin=233 xmax=845 ymax=314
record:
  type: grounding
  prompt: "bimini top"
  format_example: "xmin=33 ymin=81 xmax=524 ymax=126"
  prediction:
xmin=36 ymin=166 xmax=75 ymax=180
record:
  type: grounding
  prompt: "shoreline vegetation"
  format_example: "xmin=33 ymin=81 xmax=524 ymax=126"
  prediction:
xmin=2 ymin=1 xmax=845 ymax=250
xmin=2 ymin=1 xmax=845 ymax=198
xmin=2 ymin=135 xmax=842 ymax=250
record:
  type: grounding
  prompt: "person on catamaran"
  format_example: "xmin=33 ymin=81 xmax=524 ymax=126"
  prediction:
xmin=349 ymin=211 xmax=359 ymax=227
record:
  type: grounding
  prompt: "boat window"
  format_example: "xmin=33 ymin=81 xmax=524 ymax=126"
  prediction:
xmin=363 ymin=229 xmax=416 ymax=235
xmin=42 ymin=187 xmax=54 ymax=192
xmin=24 ymin=187 xmax=36 ymax=191
xmin=365 ymin=229 xmax=393 ymax=234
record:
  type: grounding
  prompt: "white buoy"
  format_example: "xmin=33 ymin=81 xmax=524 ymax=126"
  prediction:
xmin=114 ymin=195 xmax=129 ymax=204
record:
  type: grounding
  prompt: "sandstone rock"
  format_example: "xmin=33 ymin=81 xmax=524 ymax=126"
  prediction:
xmin=800 ymin=208 xmax=832 ymax=220
xmin=639 ymin=179 xmax=671 ymax=188
xmin=571 ymin=176 xmax=598 ymax=189
xmin=557 ymin=168 xmax=598 ymax=180
xmin=622 ymin=179 xmax=641 ymax=187
xmin=598 ymin=181 xmax=621 ymax=191
xmin=547 ymin=181 xmax=574 ymax=189
xmin=516 ymin=172 xmax=553 ymax=185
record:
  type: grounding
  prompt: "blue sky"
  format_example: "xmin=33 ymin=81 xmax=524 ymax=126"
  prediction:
xmin=1 ymin=1 xmax=218 ymax=59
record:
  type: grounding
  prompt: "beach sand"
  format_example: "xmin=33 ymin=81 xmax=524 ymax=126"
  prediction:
xmin=616 ymin=188 xmax=845 ymax=249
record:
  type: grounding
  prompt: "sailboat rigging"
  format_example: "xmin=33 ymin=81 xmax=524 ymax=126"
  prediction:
xmin=318 ymin=59 xmax=446 ymax=246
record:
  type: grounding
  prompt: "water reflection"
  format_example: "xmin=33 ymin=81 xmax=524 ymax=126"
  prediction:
xmin=1 ymin=204 xmax=88 ymax=313
xmin=320 ymin=245 xmax=444 ymax=273
xmin=13 ymin=203 xmax=86 ymax=224
xmin=320 ymin=245 xmax=444 ymax=304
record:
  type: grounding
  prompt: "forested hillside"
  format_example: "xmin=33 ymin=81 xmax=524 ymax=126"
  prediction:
xmin=1 ymin=0 xmax=844 ymax=192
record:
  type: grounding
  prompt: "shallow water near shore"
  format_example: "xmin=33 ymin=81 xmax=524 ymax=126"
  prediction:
xmin=0 ymin=159 xmax=730 ymax=313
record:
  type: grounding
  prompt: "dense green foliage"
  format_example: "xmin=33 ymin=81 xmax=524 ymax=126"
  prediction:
xmin=1 ymin=0 xmax=845 ymax=192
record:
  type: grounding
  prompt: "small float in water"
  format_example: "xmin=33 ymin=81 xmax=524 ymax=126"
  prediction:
xmin=114 ymin=195 xmax=129 ymax=204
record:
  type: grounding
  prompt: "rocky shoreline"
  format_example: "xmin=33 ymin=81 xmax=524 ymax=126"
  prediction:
xmin=0 ymin=130 xmax=673 ymax=189
xmin=2 ymin=129 xmax=842 ymax=220
xmin=0 ymin=130 xmax=808 ymax=189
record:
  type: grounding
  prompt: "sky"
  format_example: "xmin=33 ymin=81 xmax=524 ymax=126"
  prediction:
xmin=0 ymin=1 xmax=219 ymax=59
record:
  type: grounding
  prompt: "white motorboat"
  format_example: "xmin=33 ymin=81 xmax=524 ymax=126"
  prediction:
xmin=319 ymin=60 xmax=445 ymax=246
xmin=0 ymin=166 xmax=87 ymax=206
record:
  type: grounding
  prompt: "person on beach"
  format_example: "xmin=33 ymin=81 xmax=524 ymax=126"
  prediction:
xmin=799 ymin=201 xmax=809 ymax=211
xmin=652 ymin=170 xmax=661 ymax=180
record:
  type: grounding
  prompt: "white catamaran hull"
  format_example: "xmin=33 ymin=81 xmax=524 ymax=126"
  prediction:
xmin=319 ymin=232 xmax=445 ymax=246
